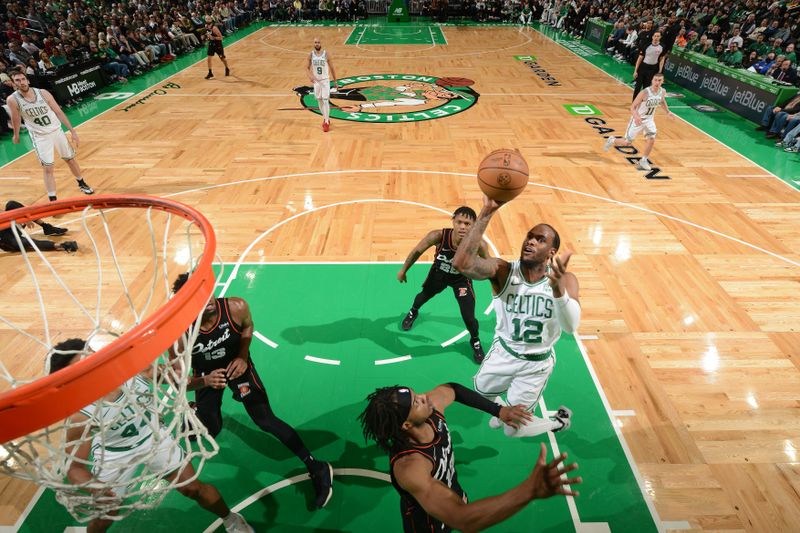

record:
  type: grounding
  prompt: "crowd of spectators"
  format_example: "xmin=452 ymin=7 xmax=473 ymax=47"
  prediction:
xmin=2 ymin=0 xmax=799 ymax=146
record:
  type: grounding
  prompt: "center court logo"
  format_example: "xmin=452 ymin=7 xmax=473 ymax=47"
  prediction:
xmin=294 ymin=74 xmax=479 ymax=123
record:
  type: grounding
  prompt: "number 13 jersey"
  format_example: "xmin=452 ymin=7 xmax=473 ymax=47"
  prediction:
xmin=12 ymin=88 xmax=62 ymax=135
xmin=192 ymin=298 xmax=245 ymax=374
xmin=492 ymin=260 xmax=561 ymax=356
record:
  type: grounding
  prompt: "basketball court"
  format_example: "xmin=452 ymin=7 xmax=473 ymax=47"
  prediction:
xmin=1 ymin=19 xmax=799 ymax=533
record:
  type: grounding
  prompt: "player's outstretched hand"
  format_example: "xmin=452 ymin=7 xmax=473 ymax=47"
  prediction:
xmin=226 ymin=357 xmax=248 ymax=380
xmin=481 ymin=193 xmax=506 ymax=213
xmin=528 ymin=443 xmax=582 ymax=499
xmin=397 ymin=270 xmax=408 ymax=283
xmin=546 ymin=251 xmax=572 ymax=292
xmin=499 ymin=404 xmax=533 ymax=429
xmin=204 ymin=368 xmax=227 ymax=389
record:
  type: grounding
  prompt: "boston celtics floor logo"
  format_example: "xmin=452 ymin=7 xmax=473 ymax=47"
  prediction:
xmin=293 ymin=74 xmax=479 ymax=123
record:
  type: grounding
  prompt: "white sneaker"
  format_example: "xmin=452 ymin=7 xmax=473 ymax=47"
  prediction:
xmin=489 ymin=416 xmax=503 ymax=429
xmin=552 ymin=405 xmax=572 ymax=433
xmin=603 ymin=136 xmax=616 ymax=152
xmin=637 ymin=158 xmax=651 ymax=171
xmin=224 ymin=512 xmax=254 ymax=533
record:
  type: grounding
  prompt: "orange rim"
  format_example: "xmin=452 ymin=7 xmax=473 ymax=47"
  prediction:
xmin=0 ymin=195 xmax=216 ymax=443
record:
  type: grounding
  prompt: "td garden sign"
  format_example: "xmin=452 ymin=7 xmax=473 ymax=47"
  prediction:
xmin=295 ymin=74 xmax=480 ymax=123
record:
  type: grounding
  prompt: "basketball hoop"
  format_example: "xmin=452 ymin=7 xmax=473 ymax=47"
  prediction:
xmin=0 ymin=195 xmax=219 ymax=522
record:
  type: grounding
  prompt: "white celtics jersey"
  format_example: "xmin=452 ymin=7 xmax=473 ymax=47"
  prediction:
xmin=310 ymin=49 xmax=329 ymax=81
xmin=79 ymin=376 xmax=155 ymax=451
xmin=13 ymin=88 xmax=62 ymax=135
xmin=637 ymin=87 xmax=664 ymax=118
xmin=493 ymin=261 xmax=561 ymax=356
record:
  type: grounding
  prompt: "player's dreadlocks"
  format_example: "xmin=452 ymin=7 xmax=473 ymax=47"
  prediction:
xmin=358 ymin=386 xmax=412 ymax=453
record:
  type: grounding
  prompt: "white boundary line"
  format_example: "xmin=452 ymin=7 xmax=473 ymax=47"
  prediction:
xmin=253 ymin=330 xmax=278 ymax=348
xmin=612 ymin=410 xmax=637 ymax=417
xmin=439 ymin=26 xmax=448 ymax=45
xmin=304 ymin=355 xmax=341 ymax=365
xmin=663 ymin=521 xmax=692 ymax=530
xmin=532 ymin=26 xmax=798 ymax=193
xmin=375 ymin=355 xmax=412 ymax=365
xmin=539 ymin=396 xmax=611 ymax=533
xmin=440 ymin=329 xmax=469 ymax=347
xmin=0 ymin=486 xmax=44 ymax=532
xmin=202 ymin=468 xmax=390 ymax=533
xmin=574 ymin=334 xmax=665 ymax=532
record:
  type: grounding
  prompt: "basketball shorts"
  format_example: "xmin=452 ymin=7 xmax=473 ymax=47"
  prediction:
xmin=30 ymin=129 xmax=75 ymax=166
xmin=473 ymin=339 xmax=555 ymax=411
xmin=624 ymin=117 xmax=657 ymax=141
xmin=91 ymin=430 xmax=185 ymax=499
xmin=207 ymin=40 xmax=225 ymax=57
xmin=314 ymin=79 xmax=330 ymax=100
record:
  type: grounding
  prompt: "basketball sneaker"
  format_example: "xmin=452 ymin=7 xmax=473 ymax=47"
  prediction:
xmin=603 ymin=136 xmax=616 ymax=151
xmin=223 ymin=512 xmax=254 ymax=533
xmin=471 ymin=339 xmax=485 ymax=364
xmin=43 ymin=223 xmax=68 ymax=236
xmin=309 ymin=461 xmax=333 ymax=509
xmin=322 ymin=121 xmax=330 ymax=132
xmin=637 ymin=158 xmax=651 ymax=171
xmin=205 ymin=71 xmax=214 ymax=79
xmin=61 ymin=241 xmax=78 ymax=253
xmin=48 ymin=195 xmax=57 ymax=202
xmin=76 ymin=179 xmax=94 ymax=195
xmin=401 ymin=309 xmax=418 ymax=330
xmin=225 ymin=67 xmax=230 ymax=76
xmin=489 ymin=397 xmax=507 ymax=429
xmin=552 ymin=405 xmax=572 ymax=432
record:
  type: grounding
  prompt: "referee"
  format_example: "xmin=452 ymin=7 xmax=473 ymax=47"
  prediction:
xmin=633 ymin=31 xmax=665 ymax=100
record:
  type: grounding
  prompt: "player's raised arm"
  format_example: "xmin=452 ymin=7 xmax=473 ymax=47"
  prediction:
xmin=397 ymin=229 xmax=442 ymax=282
xmin=394 ymin=443 xmax=581 ymax=533
xmin=452 ymin=195 xmax=510 ymax=290
xmin=225 ymin=297 xmax=254 ymax=380
xmin=426 ymin=383 xmax=532 ymax=429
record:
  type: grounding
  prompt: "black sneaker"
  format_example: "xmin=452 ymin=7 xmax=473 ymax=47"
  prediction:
xmin=48 ymin=195 xmax=58 ymax=202
xmin=755 ymin=125 xmax=768 ymax=131
xmin=401 ymin=309 xmax=417 ymax=331
xmin=471 ymin=339 xmax=485 ymax=364
xmin=205 ymin=71 xmax=214 ymax=79
xmin=225 ymin=67 xmax=230 ymax=76
xmin=43 ymin=223 xmax=68 ymax=236
xmin=309 ymin=461 xmax=333 ymax=509
xmin=76 ymin=179 xmax=94 ymax=195
xmin=552 ymin=405 xmax=572 ymax=432
xmin=61 ymin=241 xmax=78 ymax=253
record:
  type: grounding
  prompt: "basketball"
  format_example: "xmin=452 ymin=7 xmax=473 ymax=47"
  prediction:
xmin=477 ymin=149 xmax=529 ymax=202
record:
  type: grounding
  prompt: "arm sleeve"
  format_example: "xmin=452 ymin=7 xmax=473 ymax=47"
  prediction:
xmin=554 ymin=290 xmax=581 ymax=334
xmin=446 ymin=383 xmax=502 ymax=417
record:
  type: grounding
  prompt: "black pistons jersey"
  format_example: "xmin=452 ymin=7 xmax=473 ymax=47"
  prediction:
xmin=192 ymin=298 xmax=245 ymax=374
xmin=429 ymin=228 xmax=466 ymax=283
xmin=390 ymin=410 xmax=466 ymax=533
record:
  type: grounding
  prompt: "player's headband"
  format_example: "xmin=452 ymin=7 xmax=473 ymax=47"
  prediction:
xmin=393 ymin=387 xmax=412 ymax=421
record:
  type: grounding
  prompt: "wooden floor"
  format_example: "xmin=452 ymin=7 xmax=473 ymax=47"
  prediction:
xmin=1 ymin=25 xmax=799 ymax=532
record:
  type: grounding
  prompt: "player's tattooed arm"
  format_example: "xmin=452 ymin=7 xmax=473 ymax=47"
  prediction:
xmin=453 ymin=195 xmax=509 ymax=288
xmin=397 ymin=229 xmax=442 ymax=283
xmin=226 ymin=297 xmax=254 ymax=380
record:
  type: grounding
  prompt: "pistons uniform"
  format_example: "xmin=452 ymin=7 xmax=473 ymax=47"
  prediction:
xmin=12 ymin=88 xmax=75 ymax=166
xmin=206 ymin=26 xmax=224 ymax=57
xmin=192 ymin=298 xmax=267 ymax=436
xmin=310 ymin=49 xmax=330 ymax=101
xmin=624 ymin=86 xmax=664 ymax=141
xmin=474 ymin=261 xmax=560 ymax=409
xmin=390 ymin=410 xmax=466 ymax=532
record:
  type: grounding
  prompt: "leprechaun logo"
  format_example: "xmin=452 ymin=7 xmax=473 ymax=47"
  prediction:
xmin=293 ymin=74 xmax=479 ymax=123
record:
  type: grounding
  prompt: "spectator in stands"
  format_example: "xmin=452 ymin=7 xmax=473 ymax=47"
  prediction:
xmin=748 ymin=33 xmax=768 ymax=58
xmin=606 ymin=20 xmax=627 ymax=53
xmin=750 ymin=51 xmax=777 ymax=74
xmin=726 ymin=27 xmax=743 ymax=50
xmin=785 ymin=43 xmax=797 ymax=66
xmin=763 ymin=20 xmax=780 ymax=41
xmin=675 ymin=28 xmax=689 ymax=48
xmin=8 ymin=42 xmax=33 ymax=67
xmin=758 ymin=93 xmax=800 ymax=139
xmin=91 ymin=40 xmax=129 ymax=81
xmin=741 ymin=13 xmax=758 ymax=38
xmin=37 ymin=51 xmax=56 ymax=73
xmin=661 ymin=15 xmax=682 ymax=54
xmin=779 ymin=121 xmax=800 ymax=152
xmin=771 ymin=58 xmax=798 ymax=84
xmin=720 ymin=42 xmax=743 ymax=67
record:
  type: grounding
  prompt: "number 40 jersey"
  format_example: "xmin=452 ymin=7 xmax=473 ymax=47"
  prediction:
xmin=12 ymin=88 xmax=62 ymax=135
xmin=492 ymin=260 xmax=561 ymax=356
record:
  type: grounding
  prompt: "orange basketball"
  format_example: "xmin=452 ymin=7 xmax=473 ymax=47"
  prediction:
xmin=477 ymin=149 xmax=529 ymax=202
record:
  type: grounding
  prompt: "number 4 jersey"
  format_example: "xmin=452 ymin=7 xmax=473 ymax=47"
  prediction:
xmin=12 ymin=88 xmax=62 ymax=136
xmin=493 ymin=260 xmax=561 ymax=356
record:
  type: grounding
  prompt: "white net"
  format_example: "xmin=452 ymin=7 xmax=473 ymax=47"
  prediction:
xmin=0 ymin=200 xmax=219 ymax=523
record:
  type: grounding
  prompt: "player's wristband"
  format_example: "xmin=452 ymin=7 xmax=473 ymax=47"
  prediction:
xmin=447 ymin=383 xmax=501 ymax=417
xmin=554 ymin=290 xmax=581 ymax=333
